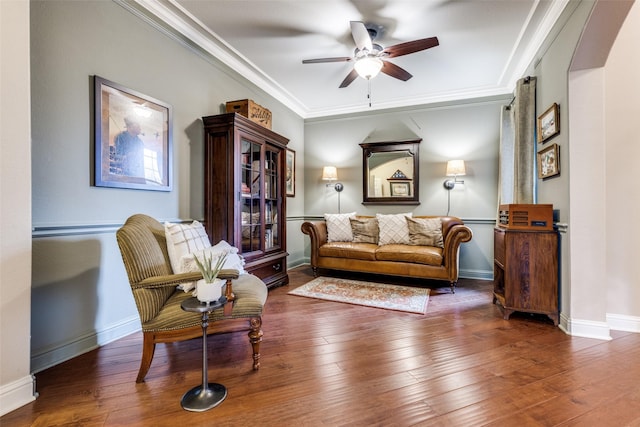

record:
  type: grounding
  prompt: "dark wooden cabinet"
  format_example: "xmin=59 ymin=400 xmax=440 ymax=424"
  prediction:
xmin=202 ymin=113 xmax=289 ymax=288
xmin=493 ymin=227 xmax=559 ymax=325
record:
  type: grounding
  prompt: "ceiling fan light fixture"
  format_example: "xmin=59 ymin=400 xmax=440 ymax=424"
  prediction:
xmin=354 ymin=56 xmax=383 ymax=80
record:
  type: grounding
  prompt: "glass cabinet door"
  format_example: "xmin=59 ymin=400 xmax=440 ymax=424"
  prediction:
xmin=240 ymin=138 xmax=262 ymax=254
xmin=264 ymin=146 xmax=279 ymax=250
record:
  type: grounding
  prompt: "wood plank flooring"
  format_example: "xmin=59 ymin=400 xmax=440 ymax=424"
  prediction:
xmin=3 ymin=265 xmax=640 ymax=426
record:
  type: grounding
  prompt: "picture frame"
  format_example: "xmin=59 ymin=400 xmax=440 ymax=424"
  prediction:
xmin=285 ymin=148 xmax=295 ymax=197
xmin=390 ymin=181 xmax=411 ymax=197
xmin=537 ymin=143 xmax=560 ymax=179
xmin=537 ymin=103 xmax=560 ymax=143
xmin=94 ymin=76 xmax=172 ymax=191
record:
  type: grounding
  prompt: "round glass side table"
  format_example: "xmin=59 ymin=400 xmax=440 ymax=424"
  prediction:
xmin=180 ymin=296 xmax=228 ymax=412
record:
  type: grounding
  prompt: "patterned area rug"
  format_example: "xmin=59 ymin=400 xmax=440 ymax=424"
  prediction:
xmin=289 ymin=277 xmax=429 ymax=314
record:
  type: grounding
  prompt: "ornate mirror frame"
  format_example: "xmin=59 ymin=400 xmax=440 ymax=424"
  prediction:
xmin=360 ymin=139 xmax=421 ymax=205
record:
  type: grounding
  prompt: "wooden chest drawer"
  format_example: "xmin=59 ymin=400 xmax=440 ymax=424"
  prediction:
xmin=246 ymin=255 xmax=288 ymax=288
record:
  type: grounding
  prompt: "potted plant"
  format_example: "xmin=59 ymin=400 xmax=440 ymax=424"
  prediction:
xmin=193 ymin=251 xmax=228 ymax=303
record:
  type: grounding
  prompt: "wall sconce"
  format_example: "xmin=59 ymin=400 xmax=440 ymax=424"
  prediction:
xmin=443 ymin=160 xmax=466 ymax=216
xmin=322 ymin=166 xmax=344 ymax=213
xmin=443 ymin=160 xmax=466 ymax=190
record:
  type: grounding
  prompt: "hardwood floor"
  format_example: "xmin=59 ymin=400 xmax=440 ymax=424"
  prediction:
xmin=4 ymin=265 xmax=640 ymax=426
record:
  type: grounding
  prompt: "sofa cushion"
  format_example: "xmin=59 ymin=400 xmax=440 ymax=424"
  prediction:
xmin=406 ymin=217 xmax=444 ymax=248
xmin=350 ymin=217 xmax=379 ymax=244
xmin=325 ymin=212 xmax=356 ymax=242
xmin=319 ymin=242 xmax=378 ymax=261
xmin=376 ymin=213 xmax=412 ymax=245
xmin=375 ymin=244 xmax=443 ymax=266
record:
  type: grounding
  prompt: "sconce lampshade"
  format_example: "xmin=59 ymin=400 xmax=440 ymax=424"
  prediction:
xmin=322 ymin=166 xmax=338 ymax=181
xmin=446 ymin=160 xmax=466 ymax=176
xmin=354 ymin=57 xmax=383 ymax=80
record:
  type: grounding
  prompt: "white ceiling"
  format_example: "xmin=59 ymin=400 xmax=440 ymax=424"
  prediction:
xmin=134 ymin=0 xmax=569 ymax=119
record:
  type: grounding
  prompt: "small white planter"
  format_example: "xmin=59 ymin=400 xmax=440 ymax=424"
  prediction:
xmin=196 ymin=278 xmax=224 ymax=303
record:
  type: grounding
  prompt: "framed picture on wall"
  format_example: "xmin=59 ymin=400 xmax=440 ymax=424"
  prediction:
xmin=537 ymin=143 xmax=560 ymax=179
xmin=537 ymin=103 xmax=560 ymax=143
xmin=285 ymin=148 xmax=295 ymax=197
xmin=94 ymin=76 xmax=172 ymax=191
xmin=390 ymin=181 xmax=411 ymax=197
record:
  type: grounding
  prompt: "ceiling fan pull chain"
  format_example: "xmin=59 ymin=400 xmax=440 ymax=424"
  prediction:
xmin=368 ymin=79 xmax=372 ymax=107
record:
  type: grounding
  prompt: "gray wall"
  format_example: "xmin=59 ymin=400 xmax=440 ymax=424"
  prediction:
xmin=29 ymin=0 xmax=304 ymax=371
xmin=1 ymin=0 xmax=34 ymax=415
xmin=303 ymin=100 xmax=506 ymax=280
xmin=529 ymin=0 xmax=590 ymax=325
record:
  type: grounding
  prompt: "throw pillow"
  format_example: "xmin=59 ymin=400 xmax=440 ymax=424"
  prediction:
xmin=325 ymin=212 xmax=356 ymax=242
xmin=178 ymin=241 xmax=246 ymax=292
xmin=406 ymin=217 xmax=444 ymax=248
xmin=164 ymin=221 xmax=212 ymax=274
xmin=376 ymin=213 xmax=413 ymax=245
xmin=350 ymin=217 xmax=379 ymax=244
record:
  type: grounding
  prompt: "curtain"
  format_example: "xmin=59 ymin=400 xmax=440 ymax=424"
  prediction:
xmin=497 ymin=76 xmax=537 ymax=216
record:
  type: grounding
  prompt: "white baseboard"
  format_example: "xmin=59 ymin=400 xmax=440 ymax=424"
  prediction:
xmin=607 ymin=313 xmax=640 ymax=333
xmin=0 ymin=375 xmax=36 ymax=417
xmin=459 ymin=268 xmax=493 ymax=281
xmin=562 ymin=316 xmax=612 ymax=340
xmin=31 ymin=316 xmax=140 ymax=374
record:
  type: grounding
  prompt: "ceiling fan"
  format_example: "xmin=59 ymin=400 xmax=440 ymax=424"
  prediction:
xmin=302 ymin=21 xmax=439 ymax=88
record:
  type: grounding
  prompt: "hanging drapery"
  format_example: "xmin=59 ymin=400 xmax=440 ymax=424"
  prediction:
xmin=497 ymin=104 xmax=515 ymax=209
xmin=497 ymin=76 xmax=537 ymax=215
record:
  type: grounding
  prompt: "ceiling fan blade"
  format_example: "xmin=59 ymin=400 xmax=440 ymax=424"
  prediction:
xmin=302 ymin=57 xmax=352 ymax=64
xmin=350 ymin=21 xmax=372 ymax=52
xmin=339 ymin=69 xmax=359 ymax=88
xmin=381 ymin=61 xmax=413 ymax=81
xmin=383 ymin=37 xmax=439 ymax=58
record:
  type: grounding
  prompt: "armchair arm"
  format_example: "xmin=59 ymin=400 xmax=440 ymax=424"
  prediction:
xmin=134 ymin=272 xmax=202 ymax=290
xmin=218 ymin=269 xmax=240 ymax=315
xmin=217 ymin=269 xmax=240 ymax=280
xmin=133 ymin=269 xmax=240 ymax=290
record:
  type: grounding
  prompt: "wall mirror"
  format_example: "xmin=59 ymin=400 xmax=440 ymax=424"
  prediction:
xmin=360 ymin=139 xmax=421 ymax=205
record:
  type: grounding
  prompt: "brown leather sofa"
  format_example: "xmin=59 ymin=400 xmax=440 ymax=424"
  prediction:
xmin=301 ymin=216 xmax=473 ymax=292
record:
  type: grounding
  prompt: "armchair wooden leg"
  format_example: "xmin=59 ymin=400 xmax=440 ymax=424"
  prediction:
xmin=136 ymin=332 xmax=156 ymax=383
xmin=248 ymin=317 xmax=263 ymax=371
xmin=450 ymin=281 xmax=456 ymax=294
xmin=312 ymin=267 xmax=319 ymax=277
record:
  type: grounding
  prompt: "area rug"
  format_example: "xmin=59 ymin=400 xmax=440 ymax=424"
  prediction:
xmin=288 ymin=277 xmax=429 ymax=314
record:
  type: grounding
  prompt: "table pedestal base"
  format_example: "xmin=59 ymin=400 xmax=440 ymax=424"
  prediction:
xmin=181 ymin=383 xmax=227 ymax=412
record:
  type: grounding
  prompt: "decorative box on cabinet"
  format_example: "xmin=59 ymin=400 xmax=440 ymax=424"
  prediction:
xmin=202 ymin=113 xmax=289 ymax=288
xmin=493 ymin=227 xmax=559 ymax=325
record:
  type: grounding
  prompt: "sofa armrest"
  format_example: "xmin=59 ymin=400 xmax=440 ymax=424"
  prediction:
xmin=301 ymin=221 xmax=328 ymax=267
xmin=441 ymin=223 xmax=473 ymax=280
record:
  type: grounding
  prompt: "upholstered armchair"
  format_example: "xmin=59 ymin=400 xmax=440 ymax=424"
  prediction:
xmin=116 ymin=214 xmax=267 ymax=383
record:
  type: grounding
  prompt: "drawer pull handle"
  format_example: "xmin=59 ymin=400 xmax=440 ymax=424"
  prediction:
xmin=273 ymin=264 xmax=280 ymax=271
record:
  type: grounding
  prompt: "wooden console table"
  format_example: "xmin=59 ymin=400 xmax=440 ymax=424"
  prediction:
xmin=493 ymin=227 xmax=559 ymax=325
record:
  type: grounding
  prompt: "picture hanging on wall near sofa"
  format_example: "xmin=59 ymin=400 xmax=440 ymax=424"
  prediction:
xmin=538 ymin=143 xmax=560 ymax=179
xmin=94 ymin=76 xmax=173 ymax=191
xmin=537 ymin=102 xmax=560 ymax=143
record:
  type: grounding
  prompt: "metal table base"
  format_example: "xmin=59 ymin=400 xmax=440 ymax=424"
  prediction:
xmin=180 ymin=297 xmax=227 ymax=412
